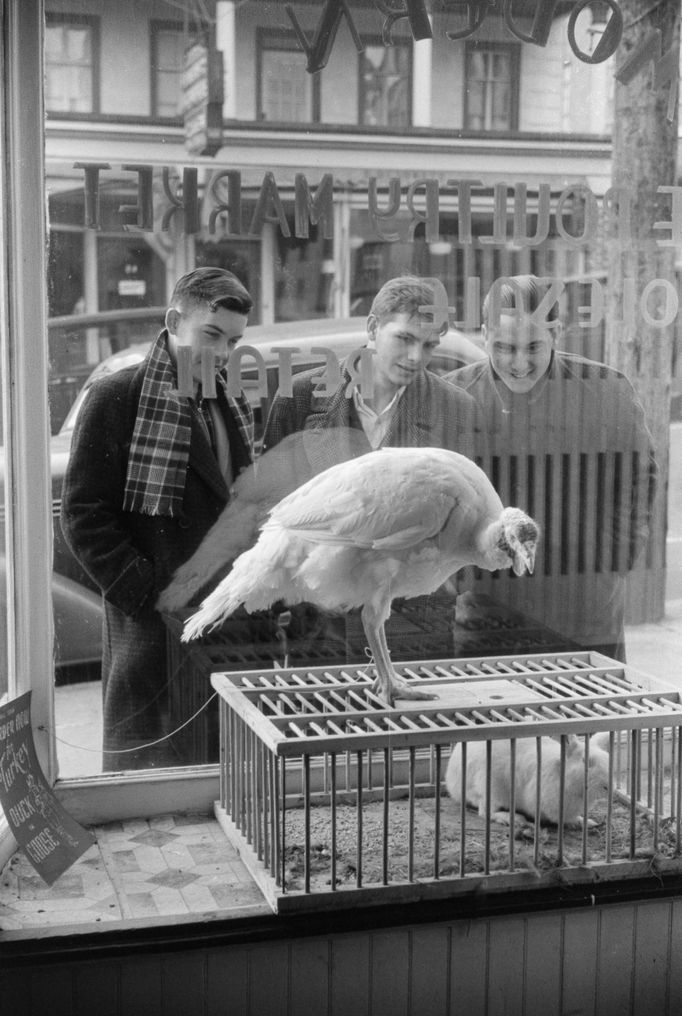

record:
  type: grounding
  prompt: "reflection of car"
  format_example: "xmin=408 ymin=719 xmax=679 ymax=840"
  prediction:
xmin=59 ymin=315 xmax=486 ymax=439
xmin=40 ymin=314 xmax=486 ymax=682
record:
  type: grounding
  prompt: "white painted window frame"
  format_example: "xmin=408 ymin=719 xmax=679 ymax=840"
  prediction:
xmin=0 ymin=0 xmax=221 ymax=873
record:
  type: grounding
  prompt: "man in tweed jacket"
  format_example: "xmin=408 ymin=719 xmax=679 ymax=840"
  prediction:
xmin=61 ymin=268 xmax=254 ymax=770
xmin=261 ymin=275 xmax=481 ymax=665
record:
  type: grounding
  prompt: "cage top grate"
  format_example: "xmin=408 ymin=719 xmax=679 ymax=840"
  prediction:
xmin=211 ymin=652 xmax=682 ymax=755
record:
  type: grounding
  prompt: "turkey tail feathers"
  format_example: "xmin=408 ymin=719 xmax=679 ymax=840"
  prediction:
xmin=157 ymin=433 xmax=312 ymax=615
xmin=181 ymin=569 xmax=246 ymax=641
xmin=181 ymin=527 xmax=289 ymax=642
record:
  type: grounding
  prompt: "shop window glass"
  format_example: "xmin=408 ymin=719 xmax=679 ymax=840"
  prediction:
xmin=0 ymin=281 xmax=6 ymax=832
xmin=274 ymin=225 xmax=331 ymax=321
xmin=28 ymin=1 xmax=672 ymax=830
xmin=45 ymin=15 xmax=96 ymax=114
xmin=360 ymin=42 xmax=411 ymax=127
xmin=0 ymin=342 xmax=7 ymax=712
xmin=465 ymin=43 xmax=519 ymax=131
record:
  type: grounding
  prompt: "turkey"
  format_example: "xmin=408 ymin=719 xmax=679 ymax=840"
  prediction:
xmin=181 ymin=446 xmax=539 ymax=706
xmin=157 ymin=429 xmax=371 ymax=615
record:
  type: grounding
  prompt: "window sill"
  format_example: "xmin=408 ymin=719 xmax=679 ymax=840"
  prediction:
xmin=0 ymin=810 xmax=271 ymax=944
xmin=3 ymin=804 xmax=682 ymax=960
xmin=53 ymin=766 xmax=221 ymax=827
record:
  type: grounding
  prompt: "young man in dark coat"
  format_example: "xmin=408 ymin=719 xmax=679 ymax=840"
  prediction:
xmin=60 ymin=268 xmax=254 ymax=770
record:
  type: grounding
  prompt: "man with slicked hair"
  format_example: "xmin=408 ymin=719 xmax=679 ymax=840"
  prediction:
xmin=61 ymin=268 xmax=254 ymax=769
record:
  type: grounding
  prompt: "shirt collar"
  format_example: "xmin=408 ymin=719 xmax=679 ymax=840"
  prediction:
xmin=353 ymin=385 xmax=406 ymax=419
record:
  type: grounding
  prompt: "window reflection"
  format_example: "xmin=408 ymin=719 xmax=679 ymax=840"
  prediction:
xmin=45 ymin=14 xmax=96 ymax=114
xmin=43 ymin=0 xmax=673 ymax=781
xmin=465 ymin=43 xmax=519 ymax=132
xmin=258 ymin=30 xmax=317 ymax=123
xmin=0 ymin=358 xmax=7 ymax=709
xmin=360 ymin=43 xmax=411 ymax=128
xmin=152 ymin=23 xmax=186 ymax=118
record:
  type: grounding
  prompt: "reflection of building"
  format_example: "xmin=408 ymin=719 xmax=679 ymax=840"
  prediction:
xmin=45 ymin=1 xmax=614 ymax=333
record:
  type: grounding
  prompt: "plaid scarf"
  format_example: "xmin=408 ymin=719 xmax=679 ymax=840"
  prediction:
xmin=123 ymin=331 xmax=254 ymax=516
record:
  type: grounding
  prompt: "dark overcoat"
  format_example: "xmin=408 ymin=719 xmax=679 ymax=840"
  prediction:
xmin=445 ymin=352 xmax=657 ymax=659
xmin=60 ymin=353 xmax=252 ymax=769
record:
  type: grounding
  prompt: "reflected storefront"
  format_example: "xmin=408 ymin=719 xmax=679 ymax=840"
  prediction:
xmin=0 ymin=1 xmax=675 ymax=794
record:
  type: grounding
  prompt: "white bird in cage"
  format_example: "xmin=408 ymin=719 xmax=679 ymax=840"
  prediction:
xmin=181 ymin=446 xmax=539 ymax=706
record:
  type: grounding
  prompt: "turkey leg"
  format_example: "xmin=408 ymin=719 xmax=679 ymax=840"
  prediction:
xmin=361 ymin=603 xmax=437 ymax=707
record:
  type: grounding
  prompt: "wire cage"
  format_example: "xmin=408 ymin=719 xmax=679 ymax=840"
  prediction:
xmin=211 ymin=651 xmax=682 ymax=914
xmin=165 ymin=593 xmax=572 ymax=764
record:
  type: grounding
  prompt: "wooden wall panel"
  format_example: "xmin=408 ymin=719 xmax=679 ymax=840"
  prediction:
xmin=408 ymin=925 xmax=450 ymax=1016
xmin=329 ymin=932 xmax=371 ymax=1016
xmin=161 ymin=953 xmax=208 ymax=1016
xmin=596 ymin=906 xmax=636 ymax=1014
xmin=524 ymin=913 xmax=563 ymax=1015
xmin=487 ymin=916 xmax=526 ymax=1016
xmin=26 ymin=963 xmax=75 ymax=1016
xmin=369 ymin=929 xmax=411 ymax=1016
xmin=633 ymin=902 xmax=672 ymax=1015
xmin=290 ymin=939 xmax=330 ymax=1016
xmin=205 ymin=945 xmax=250 ymax=1014
xmin=248 ymin=940 xmax=289 ymax=1016
xmin=668 ymin=901 xmax=682 ymax=1007
xmin=120 ymin=958 xmax=163 ymax=1016
xmin=561 ymin=908 xmax=600 ymax=1016
xmin=6 ymin=898 xmax=682 ymax=1015
xmin=448 ymin=917 xmax=489 ymax=1012
xmin=73 ymin=962 xmax=120 ymax=1016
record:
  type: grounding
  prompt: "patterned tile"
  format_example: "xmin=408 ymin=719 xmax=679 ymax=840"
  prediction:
xmin=181 ymin=883 xmax=220 ymax=912
xmin=88 ymin=894 xmax=122 ymax=915
xmin=107 ymin=849 xmax=138 ymax=871
xmin=187 ymin=842 xmax=225 ymax=865
xmin=127 ymin=844 xmax=173 ymax=875
xmin=0 ymin=812 xmax=269 ymax=936
xmin=148 ymin=868 xmax=199 ymax=890
xmin=130 ymin=829 xmax=180 ymax=848
xmin=160 ymin=843 xmax=196 ymax=868
xmin=18 ymin=873 xmax=85 ymax=900
xmin=125 ymin=891 xmax=159 ymax=918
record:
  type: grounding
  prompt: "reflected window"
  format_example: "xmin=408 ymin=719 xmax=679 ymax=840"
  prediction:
xmin=45 ymin=14 xmax=98 ymax=114
xmin=151 ymin=22 xmax=185 ymax=119
xmin=274 ymin=222 xmax=331 ymax=321
xmin=257 ymin=30 xmax=318 ymax=122
xmin=465 ymin=42 xmax=519 ymax=132
xmin=360 ymin=42 xmax=411 ymax=127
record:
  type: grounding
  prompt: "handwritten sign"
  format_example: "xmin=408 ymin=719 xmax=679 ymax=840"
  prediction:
xmin=0 ymin=692 xmax=94 ymax=885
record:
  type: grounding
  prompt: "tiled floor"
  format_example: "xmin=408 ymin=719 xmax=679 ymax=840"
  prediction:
xmin=0 ymin=812 xmax=269 ymax=938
